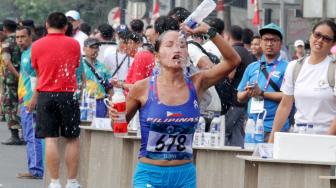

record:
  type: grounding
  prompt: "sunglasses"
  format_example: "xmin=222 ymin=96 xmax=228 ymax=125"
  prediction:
xmin=312 ymin=31 xmax=334 ymax=43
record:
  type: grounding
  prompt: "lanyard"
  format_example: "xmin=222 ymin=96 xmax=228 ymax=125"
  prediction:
xmin=256 ymin=60 xmax=279 ymax=90
xmin=114 ymin=50 xmax=130 ymax=78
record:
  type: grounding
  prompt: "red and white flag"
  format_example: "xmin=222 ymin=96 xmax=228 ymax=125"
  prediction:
xmin=216 ymin=0 xmax=224 ymax=18
xmin=252 ymin=0 xmax=260 ymax=27
xmin=151 ymin=0 xmax=160 ymax=24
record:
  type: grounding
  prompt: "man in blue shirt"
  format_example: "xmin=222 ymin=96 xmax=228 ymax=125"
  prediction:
xmin=237 ymin=23 xmax=289 ymax=141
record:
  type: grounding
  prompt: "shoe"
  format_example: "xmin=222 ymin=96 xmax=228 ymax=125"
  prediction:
xmin=65 ymin=181 xmax=81 ymax=188
xmin=16 ymin=172 xmax=42 ymax=179
xmin=48 ymin=182 xmax=62 ymax=188
xmin=1 ymin=129 xmax=25 ymax=145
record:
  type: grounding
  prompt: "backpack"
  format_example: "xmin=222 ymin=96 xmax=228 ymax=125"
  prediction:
xmin=187 ymin=41 xmax=234 ymax=115
xmin=293 ymin=56 xmax=336 ymax=88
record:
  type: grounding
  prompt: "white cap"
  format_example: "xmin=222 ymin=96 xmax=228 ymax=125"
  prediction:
xmin=294 ymin=40 xmax=304 ymax=47
xmin=65 ymin=10 xmax=80 ymax=21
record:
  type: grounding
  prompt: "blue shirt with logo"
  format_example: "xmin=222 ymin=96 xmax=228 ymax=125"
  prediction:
xmin=238 ymin=56 xmax=289 ymax=132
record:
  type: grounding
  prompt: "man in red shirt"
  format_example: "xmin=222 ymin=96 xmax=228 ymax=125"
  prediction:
xmin=31 ymin=12 xmax=81 ymax=188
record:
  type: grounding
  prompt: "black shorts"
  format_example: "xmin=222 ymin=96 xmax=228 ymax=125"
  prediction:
xmin=35 ymin=92 xmax=80 ymax=138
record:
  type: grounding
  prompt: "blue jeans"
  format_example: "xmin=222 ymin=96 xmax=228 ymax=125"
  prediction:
xmin=133 ymin=161 xmax=196 ymax=188
xmin=20 ymin=106 xmax=44 ymax=177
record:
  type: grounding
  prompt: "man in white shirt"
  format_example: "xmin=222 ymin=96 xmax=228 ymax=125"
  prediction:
xmin=94 ymin=23 xmax=117 ymax=63
xmin=65 ymin=10 xmax=88 ymax=54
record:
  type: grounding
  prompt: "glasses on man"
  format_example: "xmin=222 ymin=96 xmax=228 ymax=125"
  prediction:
xmin=312 ymin=31 xmax=334 ymax=43
xmin=261 ymin=37 xmax=281 ymax=44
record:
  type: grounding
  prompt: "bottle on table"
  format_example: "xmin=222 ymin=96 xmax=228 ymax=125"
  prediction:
xmin=194 ymin=116 xmax=205 ymax=147
xmin=244 ymin=118 xmax=256 ymax=150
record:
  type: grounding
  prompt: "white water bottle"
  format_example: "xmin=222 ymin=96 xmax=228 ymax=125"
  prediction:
xmin=210 ymin=117 xmax=220 ymax=147
xmin=244 ymin=119 xmax=256 ymax=150
xmin=254 ymin=119 xmax=264 ymax=143
xmin=194 ymin=117 xmax=205 ymax=147
xmin=184 ymin=0 xmax=217 ymax=29
xmin=112 ymin=89 xmax=127 ymax=137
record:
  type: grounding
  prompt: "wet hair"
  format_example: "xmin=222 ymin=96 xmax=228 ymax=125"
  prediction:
xmin=242 ymin=28 xmax=254 ymax=45
xmin=205 ymin=18 xmax=225 ymax=34
xmin=65 ymin=22 xmax=73 ymax=36
xmin=312 ymin=19 xmax=336 ymax=42
xmin=154 ymin=16 xmax=179 ymax=35
xmin=229 ymin=25 xmax=243 ymax=41
xmin=80 ymin=22 xmax=91 ymax=36
xmin=97 ymin=23 xmax=114 ymax=40
xmin=16 ymin=26 xmax=32 ymax=36
xmin=3 ymin=19 xmax=17 ymax=33
xmin=167 ymin=7 xmax=191 ymax=23
xmin=46 ymin=12 xmax=67 ymax=30
xmin=130 ymin=19 xmax=144 ymax=33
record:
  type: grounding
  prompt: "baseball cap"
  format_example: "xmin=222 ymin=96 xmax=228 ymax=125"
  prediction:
xmin=294 ymin=40 xmax=305 ymax=47
xmin=259 ymin=23 xmax=283 ymax=40
xmin=115 ymin=24 xmax=128 ymax=33
xmin=84 ymin=38 xmax=100 ymax=48
xmin=65 ymin=10 xmax=80 ymax=21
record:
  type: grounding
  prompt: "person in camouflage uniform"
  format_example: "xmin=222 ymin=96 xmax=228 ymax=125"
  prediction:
xmin=1 ymin=19 xmax=24 ymax=145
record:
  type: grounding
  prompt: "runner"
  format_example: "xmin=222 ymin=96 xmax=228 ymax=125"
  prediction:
xmin=109 ymin=22 xmax=240 ymax=187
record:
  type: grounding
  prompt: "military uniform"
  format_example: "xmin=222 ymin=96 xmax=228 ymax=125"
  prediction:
xmin=1 ymin=33 xmax=23 ymax=145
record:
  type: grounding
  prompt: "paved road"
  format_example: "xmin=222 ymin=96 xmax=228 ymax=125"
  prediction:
xmin=0 ymin=121 xmax=43 ymax=188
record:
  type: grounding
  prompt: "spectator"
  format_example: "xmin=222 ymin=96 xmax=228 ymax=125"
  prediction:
xmin=79 ymin=22 xmax=91 ymax=36
xmin=237 ymin=23 xmax=290 ymax=142
xmin=130 ymin=19 xmax=146 ymax=43
xmin=1 ymin=19 xmax=24 ymax=145
xmin=242 ymin=28 xmax=254 ymax=51
xmin=31 ymin=12 xmax=81 ymax=188
xmin=251 ymin=35 xmax=263 ymax=60
xmin=144 ymin=25 xmax=156 ymax=45
xmin=167 ymin=7 xmax=190 ymax=24
xmin=269 ymin=19 xmax=336 ymax=141
xmin=66 ymin=10 xmax=88 ymax=54
xmin=83 ymin=38 xmax=112 ymax=117
xmin=94 ymin=23 xmax=117 ymax=63
xmin=225 ymin=25 xmax=254 ymax=147
xmin=15 ymin=26 xmax=44 ymax=179
xmin=292 ymin=39 xmax=305 ymax=60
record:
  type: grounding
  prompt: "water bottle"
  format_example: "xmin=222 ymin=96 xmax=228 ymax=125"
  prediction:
xmin=87 ymin=95 xmax=96 ymax=121
xmin=254 ymin=119 xmax=264 ymax=144
xmin=219 ymin=115 xmax=226 ymax=147
xmin=194 ymin=117 xmax=205 ymax=146
xmin=198 ymin=117 xmax=206 ymax=146
xmin=244 ymin=119 xmax=256 ymax=150
xmin=112 ymin=89 xmax=127 ymax=137
xmin=80 ymin=91 xmax=88 ymax=121
xmin=184 ymin=0 xmax=217 ymax=29
xmin=210 ymin=117 xmax=220 ymax=147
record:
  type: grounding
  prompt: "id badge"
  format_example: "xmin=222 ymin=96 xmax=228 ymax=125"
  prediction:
xmin=250 ymin=97 xmax=264 ymax=114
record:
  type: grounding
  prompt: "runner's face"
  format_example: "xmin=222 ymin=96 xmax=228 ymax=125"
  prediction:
xmin=260 ymin=33 xmax=282 ymax=58
xmin=310 ymin=24 xmax=335 ymax=55
xmin=157 ymin=31 xmax=188 ymax=69
xmin=16 ymin=29 xmax=32 ymax=51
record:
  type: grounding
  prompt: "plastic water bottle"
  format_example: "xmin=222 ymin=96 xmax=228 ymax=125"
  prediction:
xmin=210 ymin=117 xmax=220 ymax=147
xmin=112 ymin=89 xmax=127 ymax=137
xmin=244 ymin=119 xmax=256 ymax=150
xmin=194 ymin=117 xmax=205 ymax=146
xmin=306 ymin=124 xmax=315 ymax=134
xmin=87 ymin=96 xmax=96 ymax=121
xmin=184 ymin=0 xmax=217 ymax=29
xmin=254 ymin=119 xmax=264 ymax=144
xmin=80 ymin=91 xmax=88 ymax=121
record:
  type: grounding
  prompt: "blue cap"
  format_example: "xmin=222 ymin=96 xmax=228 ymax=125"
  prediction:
xmin=116 ymin=24 xmax=128 ymax=33
xmin=259 ymin=23 xmax=283 ymax=40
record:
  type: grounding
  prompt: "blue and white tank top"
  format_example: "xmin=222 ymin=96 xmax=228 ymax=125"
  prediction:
xmin=138 ymin=75 xmax=200 ymax=160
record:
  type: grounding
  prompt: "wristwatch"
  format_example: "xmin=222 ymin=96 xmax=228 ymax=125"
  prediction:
xmin=207 ymin=27 xmax=217 ymax=39
xmin=260 ymin=90 xmax=264 ymax=97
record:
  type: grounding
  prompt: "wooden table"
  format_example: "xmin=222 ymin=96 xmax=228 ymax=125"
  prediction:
xmin=237 ymin=155 xmax=336 ymax=188
xmin=194 ymin=146 xmax=253 ymax=188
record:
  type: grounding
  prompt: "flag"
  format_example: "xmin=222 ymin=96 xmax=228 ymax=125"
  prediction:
xmin=216 ymin=0 xmax=224 ymax=18
xmin=252 ymin=0 xmax=260 ymax=26
xmin=151 ymin=0 xmax=160 ymax=24
xmin=113 ymin=7 xmax=121 ymax=22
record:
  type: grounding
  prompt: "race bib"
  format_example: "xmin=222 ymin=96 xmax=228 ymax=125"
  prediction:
xmin=250 ymin=97 xmax=264 ymax=114
xmin=146 ymin=124 xmax=194 ymax=160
